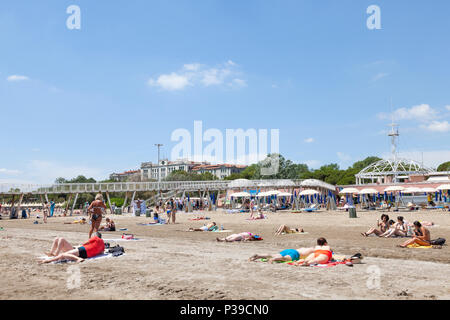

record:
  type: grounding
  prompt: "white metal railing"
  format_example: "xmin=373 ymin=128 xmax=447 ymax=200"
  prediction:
xmin=0 ymin=179 xmax=336 ymax=195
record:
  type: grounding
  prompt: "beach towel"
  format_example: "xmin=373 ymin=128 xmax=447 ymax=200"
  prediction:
xmin=406 ymin=244 xmax=432 ymax=249
xmin=259 ymin=258 xmax=349 ymax=268
xmin=280 ymin=232 xmax=309 ymax=235
xmin=137 ymin=223 xmax=164 ymax=226
xmin=40 ymin=252 xmax=124 ymax=264
xmin=103 ymin=237 xmax=144 ymax=241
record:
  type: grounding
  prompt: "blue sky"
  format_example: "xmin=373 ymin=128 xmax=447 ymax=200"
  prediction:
xmin=1 ymin=0 xmax=450 ymax=184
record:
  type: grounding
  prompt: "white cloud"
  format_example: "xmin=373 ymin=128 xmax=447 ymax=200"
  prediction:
xmin=304 ymin=160 xmax=321 ymax=169
xmin=420 ymin=120 xmax=450 ymax=133
xmin=230 ymin=78 xmax=247 ymax=88
xmin=7 ymin=75 xmax=29 ymax=82
xmin=304 ymin=137 xmax=314 ymax=143
xmin=372 ymin=72 xmax=389 ymax=82
xmin=0 ymin=168 xmax=21 ymax=175
xmin=147 ymin=72 xmax=191 ymax=91
xmin=147 ymin=61 xmax=245 ymax=91
xmin=377 ymin=104 xmax=439 ymax=122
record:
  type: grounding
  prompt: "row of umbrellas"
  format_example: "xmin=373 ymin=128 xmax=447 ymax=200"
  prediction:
xmin=340 ymin=184 xmax=450 ymax=195
xmin=231 ymin=189 xmax=320 ymax=198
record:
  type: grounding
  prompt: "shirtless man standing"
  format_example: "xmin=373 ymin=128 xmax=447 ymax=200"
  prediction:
xmin=88 ymin=194 xmax=107 ymax=238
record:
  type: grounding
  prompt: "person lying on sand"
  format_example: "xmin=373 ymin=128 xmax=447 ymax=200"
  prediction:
xmin=64 ymin=218 xmax=87 ymax=224
xmin=249 ymin=247 xmax=315 ymax=264
xmin=39 ymin=232 xmax=105 ymax=264
xmin=216 ymin=232 xmax=261 ymax=242
xmin=398 ymin=221 xmax=431 ymax=248
xmin=274 ymin=224 xmax=304 ymax=236
xmin=361 ymin=214 xmax=389 ymax=237
xmin=188 ymin=222 xmax=218 ymax=232
xmin=294 ymin=238 xmax=333 ymax=266
xmin=99 ymin=217 xmax=116 ymax=231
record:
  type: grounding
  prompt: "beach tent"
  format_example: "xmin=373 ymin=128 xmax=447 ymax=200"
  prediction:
xmin=384 ymin=186 xmax=404 ymax=208
xmin=358 ymin=188 xmax=378 ymax=207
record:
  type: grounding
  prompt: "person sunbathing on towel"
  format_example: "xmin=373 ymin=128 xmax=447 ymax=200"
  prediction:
xmin=398 ymin=221 xmax=431 ymax=248
xmin=216 ymin=232 xmax=261 ymax=242
xmin=274 ymin=224 xmax=304 ymax=236
xmin=295 ymin=238 xmax=333 ymax=266
xmin=249 ymin=247 xmax=315 ymax=264
xmin=64 ymin=218 xmax=87 ymax=224
xmin=361 ymin=214 xmax=389 ymax=237
xmin=188 ymin=222 xmax=217 ymax=232
xmin=39 ymin=232 xmax=105 ymax=264
xmin=99 ymin=217 xmax=116 ymax=231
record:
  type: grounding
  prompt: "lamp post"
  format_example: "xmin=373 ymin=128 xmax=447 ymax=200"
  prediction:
xmin=155 ymin=144 xmax=163 ymax=182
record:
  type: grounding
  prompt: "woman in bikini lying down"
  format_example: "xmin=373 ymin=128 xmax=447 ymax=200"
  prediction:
xmin=248 ymin=247 xmax=315 ymax=264
xmin=274 ymin=224 xmax=304 ymax=236
xmin=216 ymin=232 xmax=261 ymax=242
xmin=294 ymin=237 xmax=333 ymax=266
xmin=188 ymin=222 xmax=217 ymax=232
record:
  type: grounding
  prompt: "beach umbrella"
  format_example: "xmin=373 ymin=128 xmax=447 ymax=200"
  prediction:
xmin=436 ymin=184 xmax=450 ymax=191
xmin=231 ymin=192 xmax=251 ymax=198
xmin=265 ymin=190 xmax=281 ymax=196
xmin=339 ymin=187 xmax=359 ymax=194
xmin=300 ymin=189 xmax=319 ymax=196
xmin=358 ymin=188 xmax=378 ymax=195
xmin=384 ymin=186 xmax=405 ymax=192
xmin=421 ymin=187 xmax=437 ymax=193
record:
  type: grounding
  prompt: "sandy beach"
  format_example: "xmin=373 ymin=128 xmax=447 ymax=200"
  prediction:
xmin=0 ymin=209 xmax=449 ymax=300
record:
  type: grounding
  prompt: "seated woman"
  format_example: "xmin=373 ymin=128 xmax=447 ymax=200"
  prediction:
xmin=361 ymin=214 xmax=389 ymax=237
xmin=274 ymin=224 xmax=304 ymax=236
xmin=295 ymin=238 xmax=333 ymax=266
xmin=188 ymin=222 xmax=218 ymax=232
xmin=398 ymin=221 xmax=431 ymax=248
xmin=249 ymin=247 xmax=315 ymax=264
xmin=216 ymin=232 xmax=261 ymax=242
xmin=39 ymin=232 xmax=105 ymax=264
xmin=99 ymin=217 xmax=116 ymax=231
xmin=382 ymin=216 xmax=409 ymax=238
xmin=249 ymin=209 xmax=265 ymax=220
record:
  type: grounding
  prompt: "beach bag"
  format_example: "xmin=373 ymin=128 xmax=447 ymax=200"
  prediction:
xmin=430 ymin=238 xmax=446 ymax=246
xmin=107 ymin=245 xmax=125 ymax=257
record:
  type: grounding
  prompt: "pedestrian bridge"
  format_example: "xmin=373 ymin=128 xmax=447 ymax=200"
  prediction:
xmin=0 ymin=179 xmax=336 ymax=195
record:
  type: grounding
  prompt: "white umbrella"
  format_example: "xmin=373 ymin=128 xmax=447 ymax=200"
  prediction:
xmin=230 ymin=192 xmax=251 ymax=198
xmin=277 ymin=192 xmax=293 ymax=197
xmin=384 ymin=186 xmax=405 ymax=192
xmin=436 ymin=184 xmax=450 ymax=191
xmin=403 ymin=187 xmax=422 ymax=194
xmin=421 ymin=187 xmax=437 ymax=193
xmin=339 ymin=187 xmax=359 ymax=194
xmin=265 ymin=190 xmax=281 ymax=196
xmin=299 ymin=189 xmax=320 ymax=196
xmin=358 ymin=188 xmax=378 ymax=195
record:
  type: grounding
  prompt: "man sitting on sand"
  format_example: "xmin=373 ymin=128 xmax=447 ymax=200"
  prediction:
xmin=274 ymin=224 xmax=304 ymax=236
xmin=216 ymin=232 xmax=261 ymax=242
xmin=99 ymin=217 xmax=116 ymax=231
xmin=39 ymin=232 xmax=105 ymax=264
xmin=188 ymin=222 xmax=218 ymax=232
xmin=398 ymin=221 xmax=431 ymax=248
xmin=249 ymin=247 xmax=316 ymax=264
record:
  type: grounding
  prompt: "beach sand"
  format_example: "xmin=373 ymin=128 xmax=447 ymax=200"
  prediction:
xmin=0 ymin=209 xmax=449 ymax=300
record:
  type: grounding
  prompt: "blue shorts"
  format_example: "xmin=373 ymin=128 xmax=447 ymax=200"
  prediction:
xmin=280 ymin=249 xmax=300 ymax=261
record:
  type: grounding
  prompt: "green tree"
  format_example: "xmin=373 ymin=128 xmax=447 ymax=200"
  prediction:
xmin=437 ymin=161 xmax=450 ymax=171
